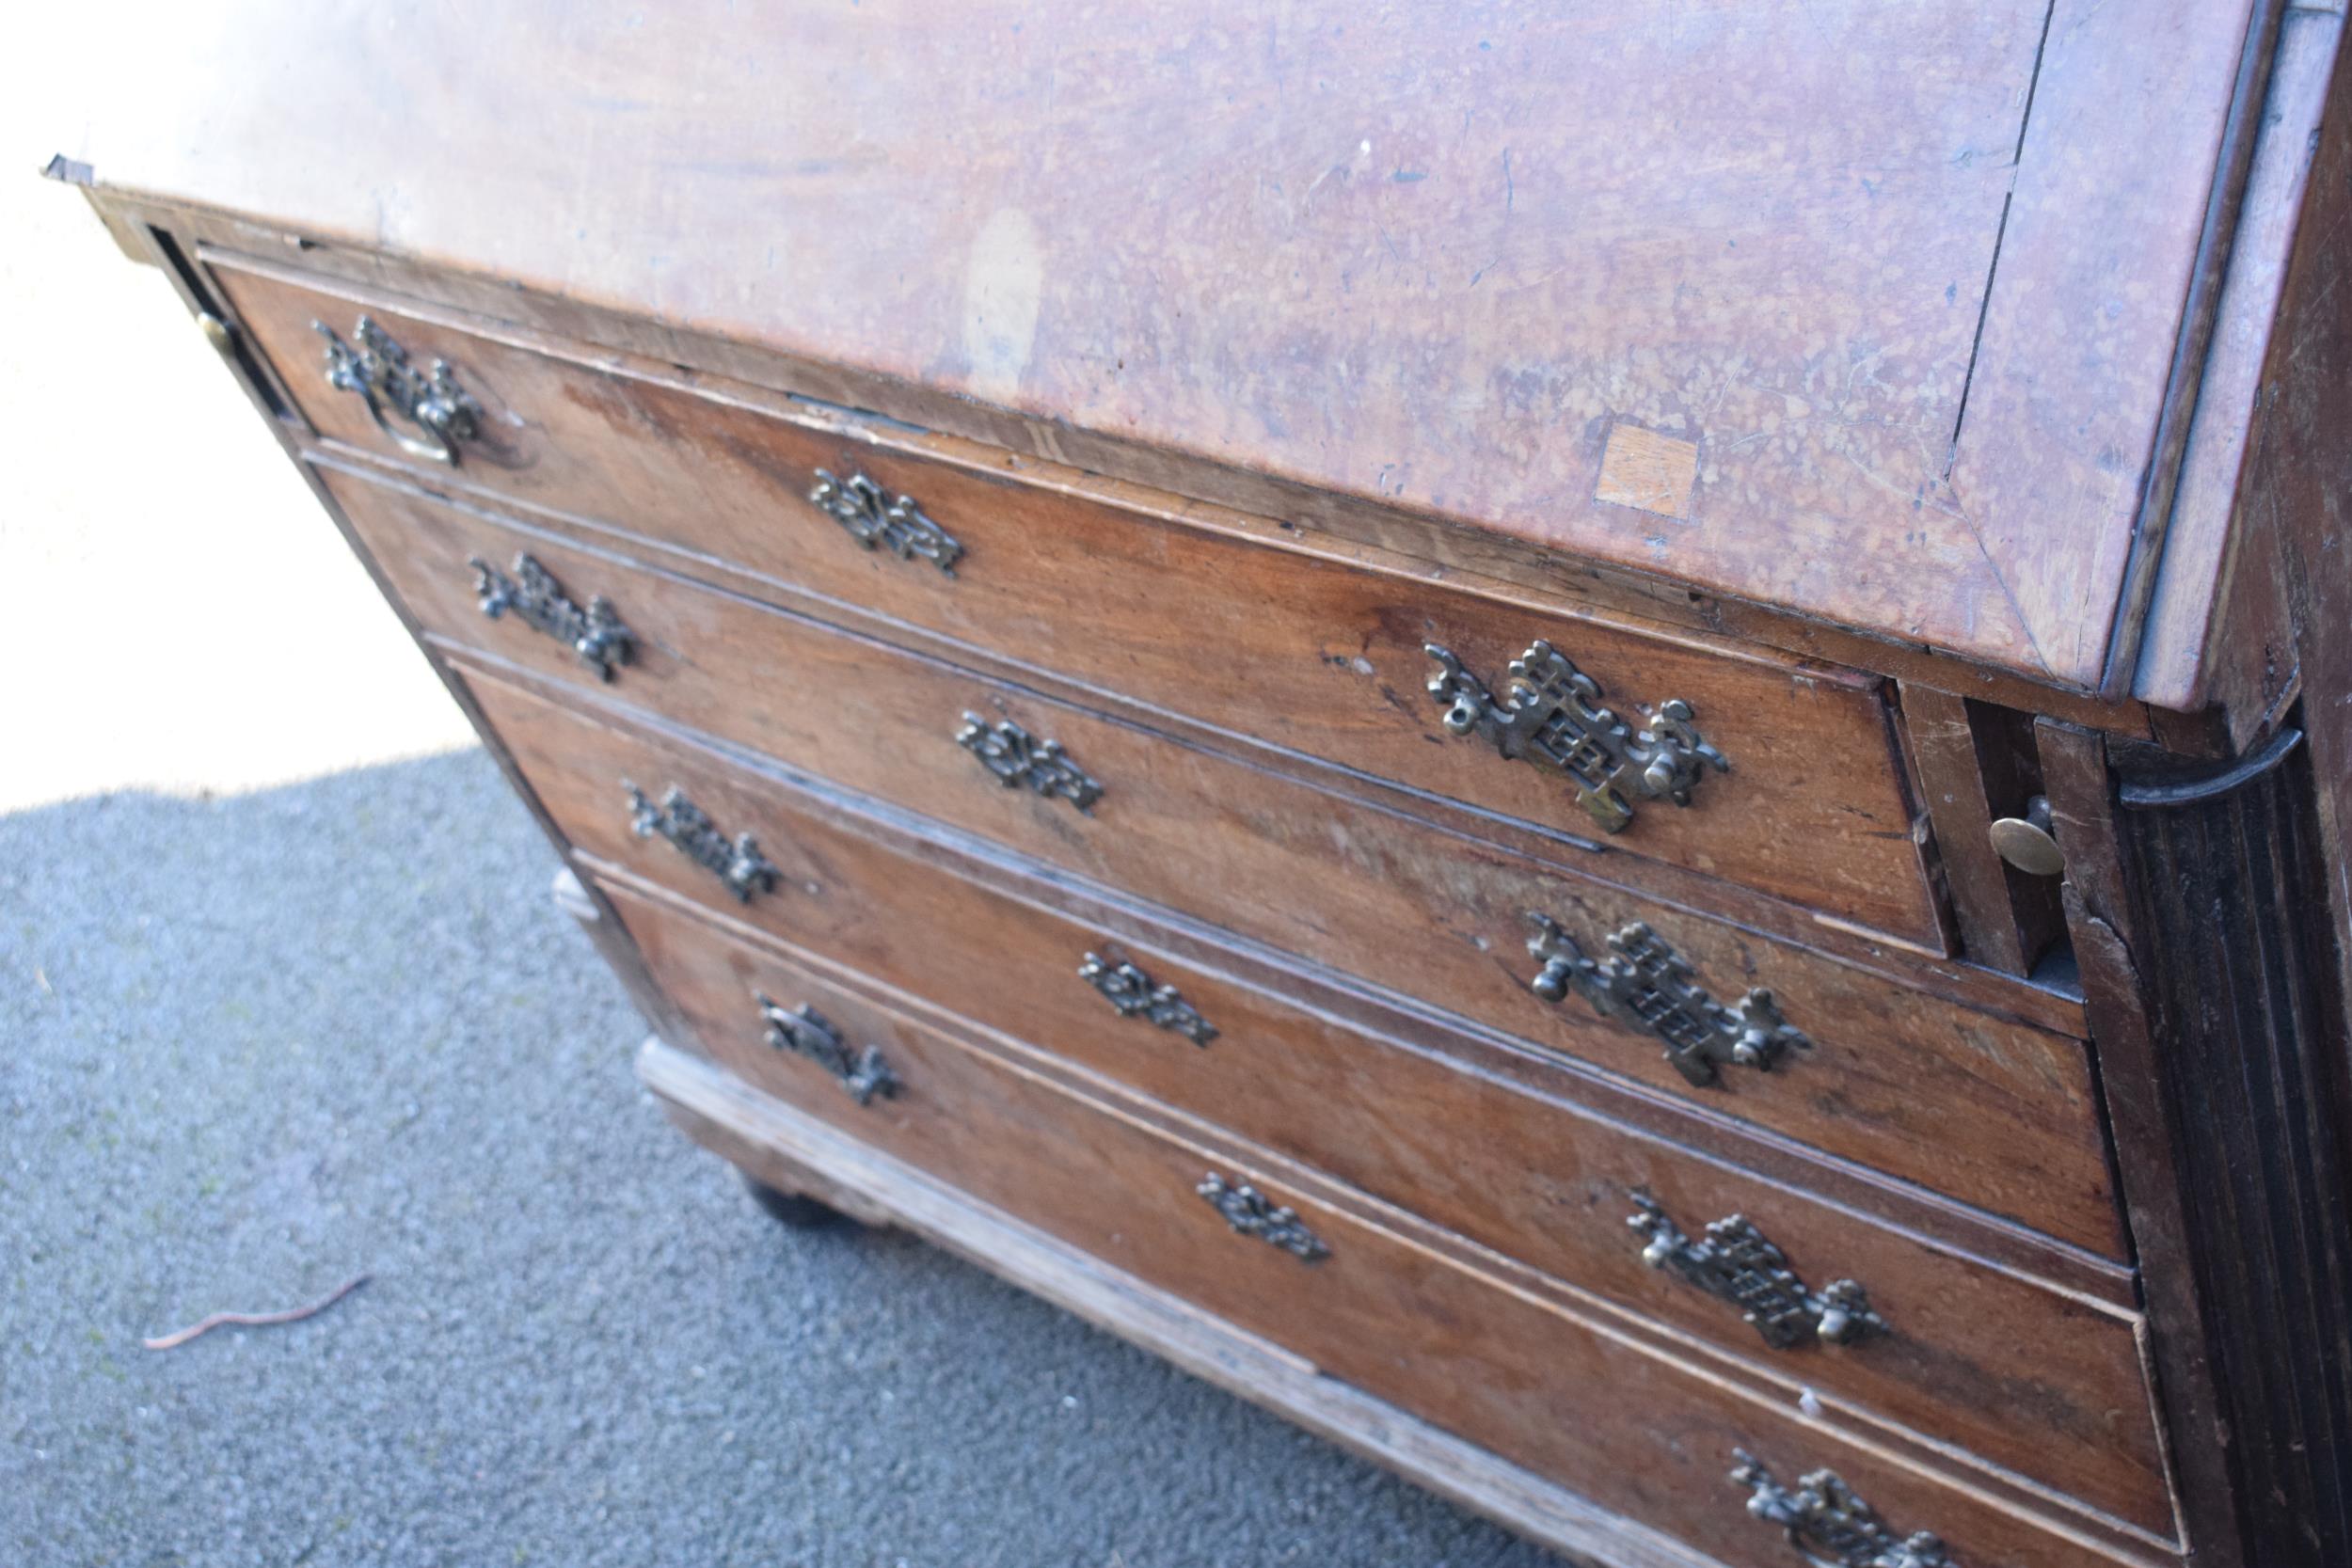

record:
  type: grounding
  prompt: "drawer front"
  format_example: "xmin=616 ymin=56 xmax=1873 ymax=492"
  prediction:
xmin=215 ymin=256 xmax=1944 ymax=946
xmin=326 ymin=465 xmax=2122 ymax=1256
xmin=605 ymin=881 xmax=2164 ymax=1568
xmin=473 ymin=671 xmax=2164 ymax=1531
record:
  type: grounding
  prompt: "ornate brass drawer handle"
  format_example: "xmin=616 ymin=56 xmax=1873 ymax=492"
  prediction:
xmin=955 ymin=714 xmax=1104 ymax=812
xmin=312 ymin=315 xmax=482 ymax=466
xmin=808 ymin=468 xmax=963 ymax=575
xmin=1422 ymin=641 xmax=1726 ymax=833
xmin=624 ymin=783 xmax=778 ymax=902
xmin=1731 ymin=1451 xmax=1953 ymax=1567
xmin=1629 ymin=1194 xmax=1884 ymax=1350
xmin=1079 ymin=952 xmax=1217 ymax=1046
xmin=756 ymin=993 xmax=899 ymax=1105
xmin=1527 ymin=913 xmax=1809 ymax=1088
xmin=469 ymin=552 xmax=635 ymax=681
xmin=1197 ymin=1174 xmax=1327 ymax=1262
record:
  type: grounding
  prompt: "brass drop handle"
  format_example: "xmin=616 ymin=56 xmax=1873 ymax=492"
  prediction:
xmin=1731 ymin=1451 xmax=1955 ymax=1566
xmin=1629 ymin=1194 xmax=1884 ymax=1350
xmin=1423 ymin=640 xmax=1726 ymax=832
xmin=1526 ymin=913 xmax=1809 ymax=1088
xmin=313 ymin=315 xmax=483 ymax=466
xmin=470 ymin=552 xmax=635 ymax=682
xmin=808 ymin=468 xmax=963 ymax=575
xmin=757 ymin=993 xmax=898 ymax=1105
xmin=955 ymin=714 xmax=1104 ymax=812
xmin=624 ymin=784 xmax=779 ymax=903
xmin=1079 ymin=951 xmax=1217 ymax=1045
xmin=1197 ymin=1174 xmax=1327 ymax=1262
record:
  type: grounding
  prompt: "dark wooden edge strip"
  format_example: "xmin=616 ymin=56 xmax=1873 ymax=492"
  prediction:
xmin=313 ymin=443 xmax=2087 ymax=1038
xmin=88 ymin=186 xmax=2209 ymax=750
xmin=639 ymin=1034 xmax=1724 ymax=1568
xmin=1878 ymin=691 xmax=1968 ymax=960
xmin=2041 ymin=720 xmax=2227 ymax=1566
xmin=2122 ymin=725 xmax=2351 ymax=1568
xmin=451 ymin=644 xmax=2138 ymax=1307
xmin=2046 ymin=713 xmax=2352 ymax=1568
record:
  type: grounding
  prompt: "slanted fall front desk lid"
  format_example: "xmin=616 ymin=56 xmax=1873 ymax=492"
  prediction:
xmin=67 ymin=0 xmax=2279 ymax=694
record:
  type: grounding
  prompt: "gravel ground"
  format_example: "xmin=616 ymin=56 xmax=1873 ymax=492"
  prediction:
xmin=0 ymin=750 xmax=1558 ymax=1567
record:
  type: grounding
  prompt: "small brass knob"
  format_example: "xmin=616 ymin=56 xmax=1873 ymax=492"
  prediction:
xmin=1990 ymin=795 xmax=2064 ymax=877
xmin=197 ymin=311 xmax=235 ymax=356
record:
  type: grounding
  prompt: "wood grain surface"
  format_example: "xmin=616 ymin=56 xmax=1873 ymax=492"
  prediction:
xmin=428 ymin=620 xmax=2136 ymax=1278
xmin=615 ymin=891 xmax=2172 ymax=1568
xmin=322 ymin=468 xmax=2126 ymax=1255
xmin=112 ymin=200 xmax=2200 ymax=748
xmin=60 ymin=0 xmax=2273 ymax=689
xmin=213 ymin=256 xmax=1943 ymax=945
xmin=533 ymin=736 xmax=2167 ymax=1529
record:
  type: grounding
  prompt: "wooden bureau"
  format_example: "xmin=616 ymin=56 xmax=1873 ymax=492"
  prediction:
xmin=52 ymin=5 xmax=2352 ymax=1564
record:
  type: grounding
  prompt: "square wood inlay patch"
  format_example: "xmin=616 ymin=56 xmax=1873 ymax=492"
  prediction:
xmin=1595 ymin=423 xmax=1698 ymax=520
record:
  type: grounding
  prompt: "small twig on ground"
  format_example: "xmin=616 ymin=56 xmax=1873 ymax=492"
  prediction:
xmin=143 ymin=1274 xmax=371 ymax=1352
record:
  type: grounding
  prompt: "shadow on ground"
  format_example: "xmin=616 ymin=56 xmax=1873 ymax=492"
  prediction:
xmin=0 ymin=747 xmax=1555 ymax=1567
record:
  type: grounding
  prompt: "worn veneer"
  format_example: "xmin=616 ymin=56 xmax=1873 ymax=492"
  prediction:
xmin=318 ymin=465 xmax=2122 ymax=1258
xmin=462 ymin=665 xmax=2169 ymax=1535
xmin=72 ymin=0 xmax=2274 ymax=694
xmin=613 ymin=888 xmax=2162 ymax=1568
xmin=210 ymin=255 xmax=1946 ymax=948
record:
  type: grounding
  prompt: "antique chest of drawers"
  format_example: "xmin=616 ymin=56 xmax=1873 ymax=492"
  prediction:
xmin=53 ymin=4 xmax=2352 ymax=1564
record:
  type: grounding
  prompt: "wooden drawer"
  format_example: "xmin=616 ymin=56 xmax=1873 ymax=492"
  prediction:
xmin=470 ymin=669 xmax=2166 ymax=1535
xmin=212 ymin=254 xmax=1945 ymax=947
xmin=324 ymin=463 xmax=2121 ymax=1256
xmin=602 ymin=879 xmax=2167 ymax=1568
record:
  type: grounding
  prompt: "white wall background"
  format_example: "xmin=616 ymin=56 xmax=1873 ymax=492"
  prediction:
xmin=1 ymin=13 xmax=474 ymax=813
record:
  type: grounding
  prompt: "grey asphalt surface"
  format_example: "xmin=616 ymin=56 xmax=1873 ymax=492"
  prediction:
xmin=0 ymin=748 xmax=1561 ymax=1567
